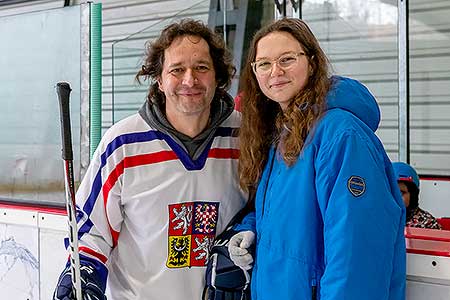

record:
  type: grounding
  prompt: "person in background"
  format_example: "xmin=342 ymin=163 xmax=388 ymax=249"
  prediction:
xmin=228 ymin=18 xmax=406 ymax=300
xmin=53 ymin=19 xmax=246 ymax=300
xmin=393 ymin=162 xmax=442 ymax=230
xmin=234 ymin=92 xmax=243 ymax=111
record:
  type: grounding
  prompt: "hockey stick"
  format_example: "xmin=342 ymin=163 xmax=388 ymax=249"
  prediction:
xmin=56 ymin=82 xmax=83 ymax=300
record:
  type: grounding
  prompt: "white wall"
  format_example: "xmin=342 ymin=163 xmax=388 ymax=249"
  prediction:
xmin=420 ymin=179 xmax=450 ymax=218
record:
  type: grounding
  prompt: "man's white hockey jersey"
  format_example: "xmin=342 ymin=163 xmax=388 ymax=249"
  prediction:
xmin=69 ymin=110 xmax=246 ymax=299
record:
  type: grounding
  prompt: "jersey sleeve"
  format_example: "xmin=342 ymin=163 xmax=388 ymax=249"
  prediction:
xmin=315 ymin=130 xmax=405 ymax=300
xmin=64 ymin=133 xmax=124 ymax=268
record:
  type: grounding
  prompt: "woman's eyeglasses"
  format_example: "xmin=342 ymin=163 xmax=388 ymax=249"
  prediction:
xmin=251 ymin=52 xmax=306 ymax=76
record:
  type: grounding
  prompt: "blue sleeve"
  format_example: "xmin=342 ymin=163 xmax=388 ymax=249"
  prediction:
xmin=233 ymin=211 xmax=256 ymax=232
xmin=315 ymin=130 xmax=405 ymax=300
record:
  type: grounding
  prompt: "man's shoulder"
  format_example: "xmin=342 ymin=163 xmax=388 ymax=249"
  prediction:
xmin=101 ymin=113 xmax=153 ymax=143
xmin=219 ymin=110 xmax=241 ymax=128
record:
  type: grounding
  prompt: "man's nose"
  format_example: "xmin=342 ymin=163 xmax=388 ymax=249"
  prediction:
xmin=182 ymin=69 xmax=197 ymax=87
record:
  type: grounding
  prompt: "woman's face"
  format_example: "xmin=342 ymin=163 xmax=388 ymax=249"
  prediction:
xmin=398 ymin=181 xmax=410 ymax=208
xmin=253 ymin=31 xmax=312 ymax=110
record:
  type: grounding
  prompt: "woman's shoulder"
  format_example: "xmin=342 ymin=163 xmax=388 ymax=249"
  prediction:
xmin=313 ymin=109 xmax=375 ymax=145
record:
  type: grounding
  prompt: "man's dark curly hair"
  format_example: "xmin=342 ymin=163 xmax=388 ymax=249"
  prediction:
xmin=135 ymin=19 xmax=235 ymax=105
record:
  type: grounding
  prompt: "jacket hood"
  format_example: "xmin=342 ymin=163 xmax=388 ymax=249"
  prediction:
xmin=325 ymin=76 xmax=380 ymax=131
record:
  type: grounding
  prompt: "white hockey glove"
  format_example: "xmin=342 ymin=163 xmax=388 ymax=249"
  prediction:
xmin=228 ymin=230 xmax=255 ymax=271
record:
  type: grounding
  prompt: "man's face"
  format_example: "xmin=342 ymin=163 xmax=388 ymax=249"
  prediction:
xmin=398 ymin=181 xmax=410 ymax=208
xmin=158 ymin=35 xmax=217 ymax=118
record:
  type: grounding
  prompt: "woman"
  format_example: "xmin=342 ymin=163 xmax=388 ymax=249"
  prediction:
xmin=229 ymin=18 xmax=406 ymax=300
xmin=393 ymin=162 xmax=441 ymax=229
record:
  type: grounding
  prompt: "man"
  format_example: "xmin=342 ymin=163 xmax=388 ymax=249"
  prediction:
xmin=54 ymin=19 xmax=246 ymax=300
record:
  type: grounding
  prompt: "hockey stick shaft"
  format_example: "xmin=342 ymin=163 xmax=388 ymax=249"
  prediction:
xmin=56 ymin=82 xmax=83 ymax=300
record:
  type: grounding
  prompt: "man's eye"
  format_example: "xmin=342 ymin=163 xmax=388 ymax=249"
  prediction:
xmin=169 ymin=68 xmax=184 ymax=74
xmin=195 ymin=65 xmax=210 ymax=72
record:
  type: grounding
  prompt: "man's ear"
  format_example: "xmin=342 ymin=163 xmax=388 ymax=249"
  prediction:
xmin=157 ymin=77 xmax=164 ymax=92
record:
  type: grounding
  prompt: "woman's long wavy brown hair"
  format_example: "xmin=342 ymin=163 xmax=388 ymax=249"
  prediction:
xmin=239 ymin=18 xmax=332 ymax=192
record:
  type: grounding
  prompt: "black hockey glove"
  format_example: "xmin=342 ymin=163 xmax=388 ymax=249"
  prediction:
xmin=53 ymin=260 xmax=107 ymax=300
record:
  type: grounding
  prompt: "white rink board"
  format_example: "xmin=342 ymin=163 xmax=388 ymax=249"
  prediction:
xmin=0 ymin=208 xmax=67 ymax=300
xmin=39 ymin=213 xmax=68 ymax=300
xmin=0 ymin=223 xmax=39 ymax=300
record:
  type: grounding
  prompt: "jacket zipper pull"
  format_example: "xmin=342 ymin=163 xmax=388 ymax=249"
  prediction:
xmin=311 ymin=277 xmax=317 ymax=300
xmin=312 ymin=285 xmax=317 ymax=300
